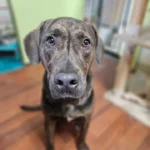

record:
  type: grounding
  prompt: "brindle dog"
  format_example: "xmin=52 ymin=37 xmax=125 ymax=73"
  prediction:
xmin=21 ymin=17 xmax=103 ymax=150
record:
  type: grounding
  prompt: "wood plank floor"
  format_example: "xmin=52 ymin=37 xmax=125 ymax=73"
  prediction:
xmin=0 ymin=56 xmax=150 ymax=150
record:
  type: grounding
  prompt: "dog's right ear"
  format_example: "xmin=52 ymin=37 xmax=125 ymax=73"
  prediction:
xmin=24 ymin=21 xmax=47 ymax=64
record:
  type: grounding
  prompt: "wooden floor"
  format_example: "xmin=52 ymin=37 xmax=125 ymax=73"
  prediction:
xmin=0 ymin=56 xmax=150 ymax=150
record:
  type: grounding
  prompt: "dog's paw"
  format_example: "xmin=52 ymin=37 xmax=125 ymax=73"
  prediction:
xmin=77 ymin=143 xmax=90 ymax=150
xmin=46 ymin=148 xmax=54 ymax=150
xmin=46 ymin=147 xmax=54 ymax=150
xmin=46 ymin=144 xmax=54 ymax=150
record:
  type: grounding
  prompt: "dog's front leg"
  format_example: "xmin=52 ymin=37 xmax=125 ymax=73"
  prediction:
xmin=75 ymin=116 xmax=91 ymax=150
xmin=44 ymin=117 xmax=56 ymax=150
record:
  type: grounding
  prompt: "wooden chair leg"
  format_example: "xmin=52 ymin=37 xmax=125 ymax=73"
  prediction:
xmin=145 ymin=77 xmax=150 ymax=100
xmin=113 ymin=56 xmax=130 ymax=92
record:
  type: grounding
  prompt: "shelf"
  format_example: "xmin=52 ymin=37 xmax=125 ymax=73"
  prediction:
xmin=0 ymin=43 xmax=18 ymax=52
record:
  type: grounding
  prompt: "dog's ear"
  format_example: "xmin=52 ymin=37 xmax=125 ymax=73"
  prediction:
xmin=91 ymin=25 xmax=104 ymax=67
xmin=24 ymin=20 xmax=49 ymax=64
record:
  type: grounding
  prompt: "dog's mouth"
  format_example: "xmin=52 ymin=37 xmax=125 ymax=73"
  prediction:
xmin=51 ymin=89 xmax=84 ymax=99
xmin=49 ymin=90 xmax=81 ymax=105
xmin=60 ymin=93 xmax=76 ymax=99
xmin=49 ymin=83 xmax=86 ymax=101
xmin=57 ymin=95 xmax=79 ymax=103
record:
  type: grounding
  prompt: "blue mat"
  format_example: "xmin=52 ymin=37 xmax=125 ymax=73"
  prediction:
xmin=0 ymin=57 xmax=24 ymax=74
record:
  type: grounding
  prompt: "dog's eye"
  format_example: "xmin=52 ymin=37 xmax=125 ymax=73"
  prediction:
xmin=82 ymin=39 xmax=90 ymax=47
xmin=47 ymin=36 xmax=55 ymax=45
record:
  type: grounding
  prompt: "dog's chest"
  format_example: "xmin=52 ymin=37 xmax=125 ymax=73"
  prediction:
xmin=46 ymin=103 xmax=77 ymax=122
xmin=63 ymin=104 xmax=76 ymax=122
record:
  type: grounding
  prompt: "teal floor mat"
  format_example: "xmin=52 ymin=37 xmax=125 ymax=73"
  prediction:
xmin=0 ymin=57 xmax=24 ymax=74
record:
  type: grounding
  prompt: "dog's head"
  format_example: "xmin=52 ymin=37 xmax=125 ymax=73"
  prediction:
xmin=24 ymin=17 xmax=103 ymax=100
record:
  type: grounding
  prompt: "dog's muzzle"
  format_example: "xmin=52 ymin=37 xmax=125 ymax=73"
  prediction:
xmin=54 ymin=73 xmax=79 ymax=94
xmin=49 ymin=71 xmax=86 ymax=100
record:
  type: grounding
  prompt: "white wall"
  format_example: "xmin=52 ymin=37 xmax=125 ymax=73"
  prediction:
xmin=0 ymin=0 xmax=11 ymax=23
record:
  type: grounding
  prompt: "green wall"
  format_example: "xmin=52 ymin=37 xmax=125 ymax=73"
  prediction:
xmin=143 ymin=1 xmax=150 ymax=25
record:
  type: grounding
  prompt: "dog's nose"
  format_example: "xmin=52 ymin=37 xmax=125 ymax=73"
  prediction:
xmin=54 ymin=73 xmax=79 ymax=91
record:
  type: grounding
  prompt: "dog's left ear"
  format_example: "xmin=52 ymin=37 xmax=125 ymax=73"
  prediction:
xmin=91 ymin=25 xmax=104 ymax=67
